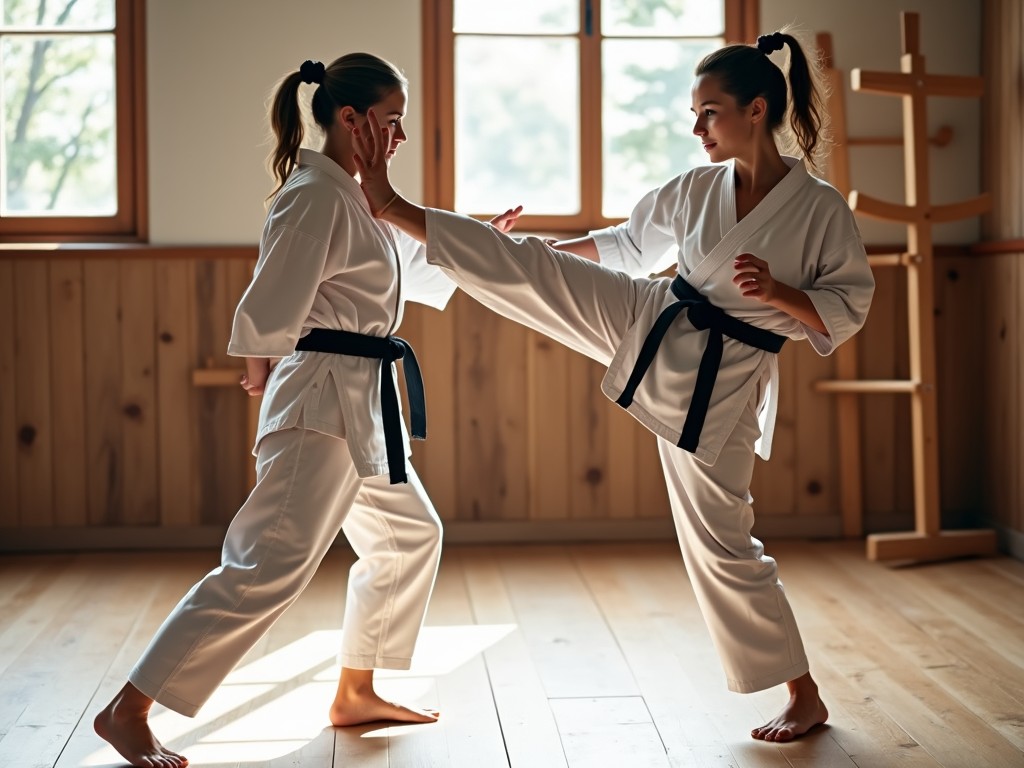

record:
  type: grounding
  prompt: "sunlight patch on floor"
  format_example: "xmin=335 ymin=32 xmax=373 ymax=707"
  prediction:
xmin=80 ymin=623 xmax=515 ymax=766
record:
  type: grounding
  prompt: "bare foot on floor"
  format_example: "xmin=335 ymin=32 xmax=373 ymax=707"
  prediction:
xmin=94 ymin=686 xmax=188 ymax=767
xmin=751 ymin=672 xmax=829 ymax=742
xmin=330 ymin=689 xmax=439 ymax=727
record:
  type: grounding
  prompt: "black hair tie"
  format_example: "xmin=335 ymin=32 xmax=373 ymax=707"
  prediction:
xmin=299 ymin=59 xmax=326 ymax=85
xmin=756 ymin=32 xmax=786 ymax=55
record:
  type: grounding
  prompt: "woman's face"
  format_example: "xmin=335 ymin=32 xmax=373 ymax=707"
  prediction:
xmin=689 ymin=74 xmax=758 ymax=163
xmin=354 ymin=87 xmax=408 ymax=160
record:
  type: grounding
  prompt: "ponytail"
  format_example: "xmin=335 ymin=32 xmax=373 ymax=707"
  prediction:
xmin=696 ymin=28 xmax=829 ymax=168
xmin=269 ymin=71 xmax=307 ymax=197
xmin=266 ymin=53 xmax=408 ymax=198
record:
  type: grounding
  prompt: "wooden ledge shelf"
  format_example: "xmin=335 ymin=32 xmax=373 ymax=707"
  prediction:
xmin=814 ymin=379 xmax=920 ymax=394
xmin=867 ymin=252 xmax=920 ymax=267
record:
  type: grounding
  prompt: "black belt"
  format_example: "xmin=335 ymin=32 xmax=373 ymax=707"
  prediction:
xmin=615 ymin=275 xmax=786 ymax=453
xmin=294 ymin=328 xmax=425 ymax=484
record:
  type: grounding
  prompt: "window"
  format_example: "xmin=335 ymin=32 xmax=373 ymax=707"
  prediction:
xmin=424 ymin=0 xmax=756 ymax=232
xmin=0 ymin=0 xmax=145 ymax=241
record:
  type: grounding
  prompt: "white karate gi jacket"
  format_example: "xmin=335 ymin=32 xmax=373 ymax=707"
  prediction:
xmin=228 ymin=149 xmax=457 ymax=478
xmin=590 ymin=156 xmax=875 ymax=465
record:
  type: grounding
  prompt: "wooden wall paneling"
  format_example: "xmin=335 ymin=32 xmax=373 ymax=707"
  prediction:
xmin=1011 ymin=0 xmax=1023 ymax=237
xmin=13 ymin=262 xmax=53 ymax=527
xmin=526 ymin=330 xmax=571 ymax=521
xmin=753 ymin=343 xmax=797 ymax=517
xmin=226 ymin=259 xmax=256 ymax=496
xmin=397 ymin=303 xmax=458 ymax=528
xmin=190 ymin=261 xmax=245 ymax=525
xmin=935 ymin=256 xmax=982 ymax=526
xmin=568 ymin=355 xmax=609 ymax=521
xmin=455 ymin=297 xmax=528 ymax=522
xmin=605 ymin=399 xmax=637 ymax=519
xmin=1018 ymin=1 xmax=1024 ymax=237
xmin=398 ymin=303 xmax=459 ymax=523
xmin=421 ymin=305 xmax=458 ymax=522
xmin=48 ymin=260 xmax=87 ymax=527
xmin=119 ymin=260 xmax=159 ymax=525
xmin=980 ymin=0 xmax=995 ymax=239
xmin=83 ymin=260 xmax=123 ymax=525
xmin=859 ymin=270 xmax=898 ymax=523
xmin=982 ymin=256 xmax=1019 ymax=532
xmin=794 ymin=342 xmax=838 ymax=518
xmin=634 ymin=424 xmax=668 ymax=520
xmin=155 ymin=259 xmax=195 ymax=526
xmin=1016 ymin=254 xmax=1024 ymax=536
xmin=494 ymin=313 xmax=529 ymax=522
xmin=0 ymin=262 xmax=15 ymax=526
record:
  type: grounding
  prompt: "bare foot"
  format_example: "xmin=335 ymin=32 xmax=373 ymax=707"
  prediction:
xmin=94 ymin=683 xmax=188 ymax=767
xmin=751 ymin=672 xmax=829 ymax=742
xmin=329 ymin=688 xmax=439 ymax=727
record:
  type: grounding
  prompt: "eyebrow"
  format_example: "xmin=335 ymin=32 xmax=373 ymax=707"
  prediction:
xmin=689 ymin=100 xmax=723 ymax=113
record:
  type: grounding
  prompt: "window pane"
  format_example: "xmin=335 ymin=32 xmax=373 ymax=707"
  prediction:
xmin=601 ymin=0 xmax=722 ymax=37
xmin=1 ymin=33 xmax=117 ymax=216
xmin=455 ymin=36 xmax=580 ymax=215
xmin=454 ymin=0 xmax=577 ymax=34
xmin=602 ymin=38 xmax=719 ymax=218
xmin=2 ymin=0 xmax=114 ymax=29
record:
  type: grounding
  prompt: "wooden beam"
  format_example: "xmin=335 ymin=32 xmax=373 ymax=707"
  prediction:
xmin=866 ymin=530 xmax=998 ymax=562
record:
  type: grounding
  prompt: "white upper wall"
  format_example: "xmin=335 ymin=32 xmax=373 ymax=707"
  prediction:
xmin=761 ymin=0 xmax=981 ymax=243
xmin=147 ymin=0 xmax=980 ymax=245
xmin=146 ymin=0 xmax=422 ymax=243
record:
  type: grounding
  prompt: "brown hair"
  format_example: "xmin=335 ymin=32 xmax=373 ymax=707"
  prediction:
xmin=696 ymin=29 xmax=829 ymax=168
xmin=267 ymin=52 xmax=407 ymax=196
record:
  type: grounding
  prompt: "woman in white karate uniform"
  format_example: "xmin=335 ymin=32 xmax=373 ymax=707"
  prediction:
xmin=94 ymin=53 xmax=508 ymax=768
xmin=353 ymin=31 xmax=875 ymax=743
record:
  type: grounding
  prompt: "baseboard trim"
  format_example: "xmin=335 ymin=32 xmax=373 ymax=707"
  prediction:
xmin=3 ymin=518 xmax=1017 ymax=560
xmin=995 ymin=523 xmax=1024 ymax=561
xmin=0 ymin=516 xmax=851 ymax=552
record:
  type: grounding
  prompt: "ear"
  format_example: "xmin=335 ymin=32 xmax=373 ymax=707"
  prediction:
xmin=748 ymin=95 xmax=768 ymax=126
xmin=338 ymin=105 xmax=359 ymax=132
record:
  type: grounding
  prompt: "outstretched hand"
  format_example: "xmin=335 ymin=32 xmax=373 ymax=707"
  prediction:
xmin=489 ymin=205 xmax=523 ymax=234
xmin=733 ymin=253 xmax=778 ymax=302
xmin=352 ymin=109 xmax=398 ymax=216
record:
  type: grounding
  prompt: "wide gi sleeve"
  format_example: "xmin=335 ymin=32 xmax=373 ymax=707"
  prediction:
xmin=392 ymin=225 xmax=457 ymax=310
xmin=228 ymin=193 xmax=336 ymax=358
xmin=588 ymin=178 xmax=683 ymax=278
xmin=802 ymin=224 xmax=875 ymax=356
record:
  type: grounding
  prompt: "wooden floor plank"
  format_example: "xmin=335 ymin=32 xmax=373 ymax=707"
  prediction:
xmin=0 ymin=556 xmax=81 ymax=679
xmin=490 ymin=545 xmax=638 ymax=699
xmin=460 ymin=546 xmax=568 ymax=767
xmin=53 ymin=554 xmax=215 ymax=768
xmin=785 ymin=544 xmax=1024 ymax=768
xmin=385 ymin=553 xmax=508 ymax=768
xmin=0 ymin=555 xmax=164 ymax=768
xmin=1 ymin=542 xmax=1021 ymax=768
xmin=570 ymin=542 xmax=746 ymax=767
xmin=549 ymin=696 xmax=669 ymax=767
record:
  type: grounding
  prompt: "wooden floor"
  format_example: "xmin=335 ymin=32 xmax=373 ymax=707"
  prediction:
xmin=1 ymin=541 xmax=1022 ymax=768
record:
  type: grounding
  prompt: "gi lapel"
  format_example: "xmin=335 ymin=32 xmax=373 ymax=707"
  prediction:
xmin=685 ymin=157 xmax=807 ymax=290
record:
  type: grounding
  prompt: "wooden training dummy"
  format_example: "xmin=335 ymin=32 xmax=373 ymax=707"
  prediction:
xmin=814 ymin=13 xmax=997 ymax=562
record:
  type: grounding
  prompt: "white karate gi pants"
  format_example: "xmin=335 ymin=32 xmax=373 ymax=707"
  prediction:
xmin=424 ymin=212 xmax=808 ymax=693
xmin=129 ymin=427 xmax=443 ymax=717
xmin=657 ymin=399 xmax=808 ymax=692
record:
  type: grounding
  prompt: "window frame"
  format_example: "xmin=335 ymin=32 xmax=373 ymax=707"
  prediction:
xmin=423 ymin=0 xmax=758 ymax=233
xmin=0 ymin=0 xmax=147 ymax=242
